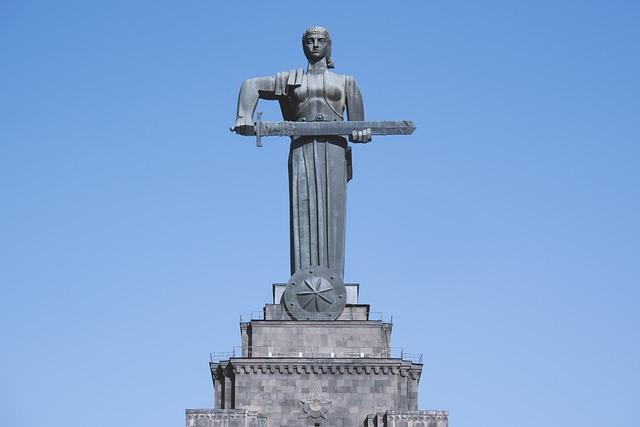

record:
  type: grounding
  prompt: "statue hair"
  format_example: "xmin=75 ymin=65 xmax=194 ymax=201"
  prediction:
xmin=302 ymin=26 xmax=335 ymax=69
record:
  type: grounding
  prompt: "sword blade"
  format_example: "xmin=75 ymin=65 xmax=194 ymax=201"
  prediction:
xmin=259 ymin=120 xmax=416 ymax=138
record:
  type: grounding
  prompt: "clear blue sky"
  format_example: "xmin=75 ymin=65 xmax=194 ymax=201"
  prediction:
xmin=1 ymin=1 xmax=639 ymax=426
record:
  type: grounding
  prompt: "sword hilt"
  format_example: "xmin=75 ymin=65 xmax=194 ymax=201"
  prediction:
xmin=255 ymin=111 xmax=263 ymax=147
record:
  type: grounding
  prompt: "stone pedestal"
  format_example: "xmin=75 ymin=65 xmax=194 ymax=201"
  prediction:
xmin=186 ymin=288 xmax=448 ymax=426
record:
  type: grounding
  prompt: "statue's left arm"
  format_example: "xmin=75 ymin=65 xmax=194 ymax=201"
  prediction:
xmin=345 ymin=76 xmax=371 ymax=143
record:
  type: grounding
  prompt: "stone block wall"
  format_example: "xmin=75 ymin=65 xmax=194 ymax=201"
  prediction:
xmin=186 ymin=409 xmax=266 ymax=427
xmin=263 ymin=303 xmax=370 ymax=321
xmin=211 ymin=358 xmax=421 ymax=426
xmin=190 ymin=304 xmax=448 ymax=427
xmin=186 ymin=409 xmax=449 ymax=427
xmin=382 ymin=410 xmax=449 ymax=427
xmin=240 ymin=319 xmax=392 ymax=358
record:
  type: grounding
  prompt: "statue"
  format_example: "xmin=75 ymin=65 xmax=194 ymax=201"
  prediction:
xmin=232 ymin=26 xmax=414 ymax=320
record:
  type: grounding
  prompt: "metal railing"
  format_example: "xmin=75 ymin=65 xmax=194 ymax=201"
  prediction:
xmin=240 ymin=310 xmax=391 ymax=322
xmin=210 ymin=346 xmax=422 ymax=363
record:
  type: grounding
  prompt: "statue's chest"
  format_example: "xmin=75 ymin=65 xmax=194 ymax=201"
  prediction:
xmin=290 ymin=73 xmax=345 ymax=104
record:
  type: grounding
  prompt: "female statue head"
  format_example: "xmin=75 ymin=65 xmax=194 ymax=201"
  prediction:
xmin=302 ymin=26 xmax=334 ymax=68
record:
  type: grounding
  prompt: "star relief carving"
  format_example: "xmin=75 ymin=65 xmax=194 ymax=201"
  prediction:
xmin=283 ymin=266 xmax=346 ymax=320
xmin=299 ymin=391 xmax=331 ymax=419
xmin=296 ymin=277 xmax=334 ymax=311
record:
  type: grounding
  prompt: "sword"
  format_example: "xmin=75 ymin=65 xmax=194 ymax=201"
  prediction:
xmin=232 ymin=112 xmax=416 ymax=147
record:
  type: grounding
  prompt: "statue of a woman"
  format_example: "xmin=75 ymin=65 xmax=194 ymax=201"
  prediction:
xmin=233 ymin=26 xmax=370 ymax=307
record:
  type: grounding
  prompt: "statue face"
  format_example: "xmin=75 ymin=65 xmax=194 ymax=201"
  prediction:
xmin=303 ymin=32 xmax=329 ymax=63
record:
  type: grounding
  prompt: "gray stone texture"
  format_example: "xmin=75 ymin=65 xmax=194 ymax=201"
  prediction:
xmin=186 ymin=409 xmax=266 ymax=427
xmin=187 ymin=303 xmax=447 ymax=426
xmin=383 ymin=411 xmax=449 ymax=427
xmin=240 ymin=319 xmax=392 ymax=358
xmin=212 ymin=358 xmax=421 ymax=426
xmin=263 ymin=303 xmax=370 ymax=321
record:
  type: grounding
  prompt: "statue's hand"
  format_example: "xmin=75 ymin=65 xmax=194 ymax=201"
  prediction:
xmin=349 ymin=128 xmax=372 ymax=143
xmin=233 ymin=124 xmax=255 ymax=136
xmin=231 ymin=117 xmax=255 ymax=136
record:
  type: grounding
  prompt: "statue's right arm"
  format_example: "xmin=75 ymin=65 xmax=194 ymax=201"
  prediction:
xmin=233 ymin=76 xmax=277 ymax=135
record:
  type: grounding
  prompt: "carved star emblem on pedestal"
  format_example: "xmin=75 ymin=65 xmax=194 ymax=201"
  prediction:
xmin=299 ymin=391 xmax=331 ymax=419
xmin=296 ymin=277 xmax=334 ymax=311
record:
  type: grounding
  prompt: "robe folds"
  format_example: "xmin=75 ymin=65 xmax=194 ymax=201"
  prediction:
xmin=235 ymin=65 xmax=365 ymax=279
xmin=289 ymin=135 xmax=348 ymax=279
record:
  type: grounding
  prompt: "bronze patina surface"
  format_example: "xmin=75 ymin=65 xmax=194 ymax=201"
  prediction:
xmin=232 ymin=26 xmax=414 ymax=320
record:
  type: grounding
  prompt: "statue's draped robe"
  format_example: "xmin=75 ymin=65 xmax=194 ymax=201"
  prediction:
xmin=236 ymin=63 xmax=364 ymax=280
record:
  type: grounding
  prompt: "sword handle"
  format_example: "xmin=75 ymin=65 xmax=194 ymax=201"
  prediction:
xmin=255 ymin=111 xmax=263 ymax=147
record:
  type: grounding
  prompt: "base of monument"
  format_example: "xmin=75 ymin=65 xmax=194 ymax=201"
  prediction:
xmin=208 ymin=356 xmax=426 ymax=426
xmin=186 ymin=408 xmax=448 ymax=427
xmin=187 ymin=279 xmax=448 ymax=427
xmin=186 ymin=409 xmax=266 ymax=427
xmin=189 ymin=302 xmax=448 ymax=427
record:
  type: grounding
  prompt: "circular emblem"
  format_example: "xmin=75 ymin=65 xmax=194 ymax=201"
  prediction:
xmin=283 ymin=266 xmax=346 ymax=320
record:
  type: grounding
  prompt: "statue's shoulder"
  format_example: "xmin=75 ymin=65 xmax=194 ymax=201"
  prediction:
xmin=275 ymin=68 xmax=305 ymax=96
xmin=326 ymin=71 xmax=358 ymax=95
xmin=324 ymin=70 xmax=357 ymax=87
